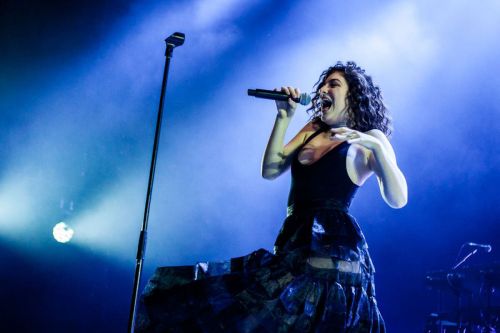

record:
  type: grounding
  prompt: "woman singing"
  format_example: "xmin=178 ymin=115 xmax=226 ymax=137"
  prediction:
xmin=137 ymin=61 xmax=407 ymax=332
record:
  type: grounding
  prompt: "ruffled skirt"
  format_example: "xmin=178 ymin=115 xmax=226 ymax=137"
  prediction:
xmin=135 ymin=247 xmax=385 ymax=332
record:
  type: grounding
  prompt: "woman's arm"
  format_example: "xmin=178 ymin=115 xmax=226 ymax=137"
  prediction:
xmin=331 ymin=128 xmax=408 ymax=208
xmin=261 ymin=86 xmax=307 ymax=180
xmin=366 ymin=130 xmax=408 ymax=208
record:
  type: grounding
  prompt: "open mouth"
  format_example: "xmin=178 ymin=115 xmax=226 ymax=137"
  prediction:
xmin=320 ymin=96 xmax=333 ymax=112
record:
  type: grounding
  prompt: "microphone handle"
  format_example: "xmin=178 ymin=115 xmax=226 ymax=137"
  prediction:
xmin=248 ymin=89 xmax=300 ymax=102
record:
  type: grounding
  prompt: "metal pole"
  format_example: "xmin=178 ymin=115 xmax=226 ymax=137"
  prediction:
xmin=127 ymin=32 xmax=185 ymax=333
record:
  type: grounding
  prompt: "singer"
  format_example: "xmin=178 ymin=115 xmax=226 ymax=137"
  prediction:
xmin=136 ymin=61 xmax=407 ymax=332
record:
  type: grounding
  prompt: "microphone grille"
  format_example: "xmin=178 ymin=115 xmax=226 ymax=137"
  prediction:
xmin=299 ymin=93 xmax=311 ymax=106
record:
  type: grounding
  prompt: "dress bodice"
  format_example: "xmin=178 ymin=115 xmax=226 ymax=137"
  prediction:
xmin=288 ymin=129 xmax=359 ymax=208
xmin=276 ymin=127 xmax=374 ymax=273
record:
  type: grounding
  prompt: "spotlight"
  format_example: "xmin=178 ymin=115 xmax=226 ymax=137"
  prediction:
xmin=53 ymin=222 xmax=74 ymax=243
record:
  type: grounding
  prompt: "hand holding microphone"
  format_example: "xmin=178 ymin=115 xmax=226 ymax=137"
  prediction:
xmin=247 ymin=88 xmax=311 ymax=105
xmin=248 ymin=86 xmax=311 ymax=119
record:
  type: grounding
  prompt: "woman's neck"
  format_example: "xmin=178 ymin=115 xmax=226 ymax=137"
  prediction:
xmin=328 ymin=121 xmax=348 ymax=128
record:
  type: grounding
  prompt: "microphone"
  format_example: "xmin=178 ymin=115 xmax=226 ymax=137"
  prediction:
xmin=247 ymin=89 xmax=311 ymax=105
xmin=466 ymin=242 xmax=492 ymax=253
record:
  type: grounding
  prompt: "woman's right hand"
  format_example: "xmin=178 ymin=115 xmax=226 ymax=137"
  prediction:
xmin=275 ymin=86 xmax=300 ymax=120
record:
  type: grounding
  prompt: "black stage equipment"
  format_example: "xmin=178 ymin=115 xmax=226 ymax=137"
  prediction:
xmin=424 ymin=242 xmax=497 ymax=333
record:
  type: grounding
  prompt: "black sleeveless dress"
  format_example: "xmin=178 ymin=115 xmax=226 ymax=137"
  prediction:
xmin=135 ymin=127 xmax=386 ymax=333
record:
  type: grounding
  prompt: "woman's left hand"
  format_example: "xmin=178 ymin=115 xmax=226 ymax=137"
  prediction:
xmin=330 ymin=127 xmax=382 ymax=151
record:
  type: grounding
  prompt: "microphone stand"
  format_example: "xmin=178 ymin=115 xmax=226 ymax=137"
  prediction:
xmin=452 ymin=248 xmax=478 ymax=271
xmin=449 ymin=244 xmax=480 ymax=332
xmin=127 ymin=32 xmax=185 ymax=333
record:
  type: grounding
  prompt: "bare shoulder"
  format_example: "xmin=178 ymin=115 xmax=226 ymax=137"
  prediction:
xmin=365 ymin=128 xmax=388 ymax=142
xmin=302 ymin=119 xmax=321 ymax=132
xmin=302 ymin=120 xmax=322 ymax=139
xmin=283 ymin=120 xmax=317 ymax=156
xmin=292 ymin=120 xmax=318 ymax=143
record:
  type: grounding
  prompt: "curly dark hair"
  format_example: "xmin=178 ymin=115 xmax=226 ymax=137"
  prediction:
xmin=308 ymin=61 xmax=392 ymax=136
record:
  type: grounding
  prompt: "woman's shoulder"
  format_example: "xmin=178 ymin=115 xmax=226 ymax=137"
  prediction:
xmin=300 ymin=119 xmax=326 ymax=137
xmin=363 ymin=128 xmax=396 ymax=161
xmin=364 ymin=128 xmax=391 ymax=146
xmin=364 ymin=128 xmax=385 ymax=137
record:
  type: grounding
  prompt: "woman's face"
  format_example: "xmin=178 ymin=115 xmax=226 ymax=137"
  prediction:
xmin=318 ymin=71 xmax=350 ymax=125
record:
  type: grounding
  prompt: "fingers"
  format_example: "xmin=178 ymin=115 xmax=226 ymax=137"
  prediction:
xmin=329 ymin=133 xmax=344 ymax=142
xmin=331 ymin=133 xmax=357 ymax=140
xmin=330 ymin=127 xmax=351 ymax=133
xmin=292 ymin=87 xmax=301 ymax=98
xmin=278 ymin=86 xmax=300 ymax=100
xmin=329 ymin=128 xmax=360 ymax=142
xmin=346 ymin=137 xmax=361 ymax=144
xmin=330 ymin=127 xmax=354 ymax=138
xmin=275 ymin=86 xmax=300 ymax=114
xmin=274 ymin=86 xmax=298 ymax=117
